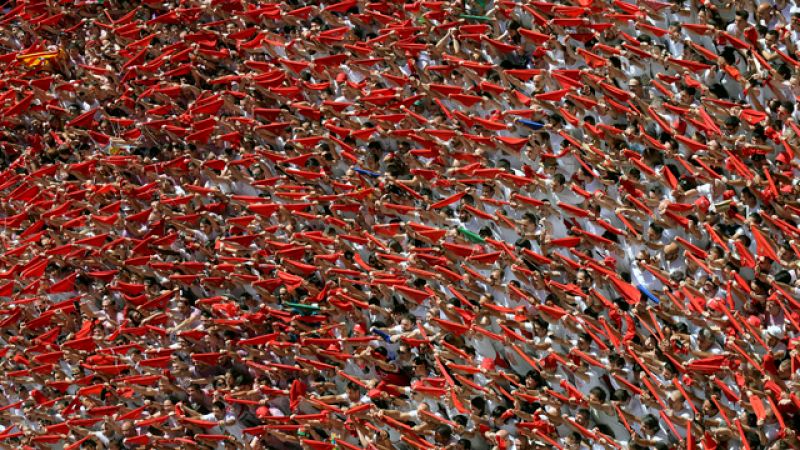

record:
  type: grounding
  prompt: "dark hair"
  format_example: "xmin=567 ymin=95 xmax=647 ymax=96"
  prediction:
xmin=649 ymin=223 xmax=664 ymax=237
xmin=775 ymin=64 xmax=794 ymax=81
xmin=720 ymin=46 xmax=737 ymax=65
xmin=612 ymin=389 xmax=630 ymax=402
xmin=589 ymin=386 xmax=608 ymax=403
xmin=725 ymin=115 xmax=741 ymax=128
xmin=642 ymin=414 xmax=660 ymax=431
xmin=470 ymin=397 xmax=486 ymax=414
xmin=491 ymin=405 xmax=508 ymax=419
xmin=775 ymin=270 xmax=792 ymax=284
xmin=709 ymin=83 xmax=730 ymax=99
xmin=525 ymin=370 xmax=548 ymax=389
xmin=737 ymin=234 xmax=752 ymax=248
xmin=435 ymin=425 xmax=453 ymax=440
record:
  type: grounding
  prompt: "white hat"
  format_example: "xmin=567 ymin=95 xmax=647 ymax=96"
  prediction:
xmin=766 ymin=325 xmax=785 ymax=340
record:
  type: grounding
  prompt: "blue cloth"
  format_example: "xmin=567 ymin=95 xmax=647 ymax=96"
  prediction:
xmin=355 ymin=167 xmax=381 ymax=177
xmin=518 ymin=119 xmax=544 ymax=130
xmin=371 ymin=328 xmax=393 ymax=342
xmin=637 ymin=284 xmax=660 ymax=304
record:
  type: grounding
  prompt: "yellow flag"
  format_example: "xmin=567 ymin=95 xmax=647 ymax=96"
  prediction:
xmin=17 ymin=51 xmax=60 ymax=68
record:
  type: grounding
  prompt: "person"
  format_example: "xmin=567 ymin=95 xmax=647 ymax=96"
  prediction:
xmin=0 ymin=0 xmax=799 ymax=448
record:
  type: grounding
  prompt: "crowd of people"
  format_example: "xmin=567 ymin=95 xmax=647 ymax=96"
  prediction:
xmin=0 ymin=0 xmax=799 ymax=448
